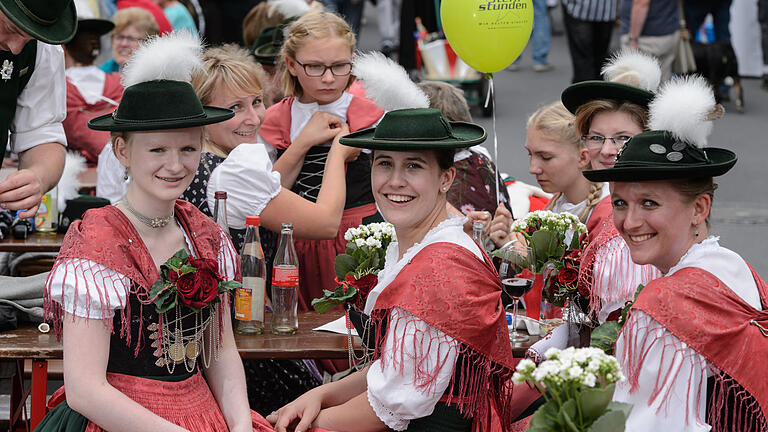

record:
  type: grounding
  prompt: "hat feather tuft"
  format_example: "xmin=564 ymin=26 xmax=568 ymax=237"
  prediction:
xmin=269 ymin=0 xmax=312 ymax=19
xmin=602 ymin=49 xmax=661 ymax=92
xmin=352 ymin=51 xmax=430 ymax=111
xmin=649 ymin=75 xmax=717 ymax=148
xmin=122 ymin=30 xmax=203 ymax=88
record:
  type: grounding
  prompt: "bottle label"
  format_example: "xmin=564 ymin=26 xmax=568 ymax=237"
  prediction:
xmin=235 ymin=276 xmax=266 ymax=321
xmin=234 ymin=286 xmax=252 ymax=321
xmin=35 ymin=192 xmax=57 ymax=232
xmin=272 ymin=266 xmax=299 ymax=287
xmin=242 ymin=242 xmax=264 ymax=259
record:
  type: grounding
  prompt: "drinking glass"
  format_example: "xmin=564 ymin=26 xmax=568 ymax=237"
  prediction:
xmin=499 ymin=244 xmax=535 ymax=343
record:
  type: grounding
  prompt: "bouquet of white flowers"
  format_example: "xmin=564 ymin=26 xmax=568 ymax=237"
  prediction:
xmin=513 ymin=347 xmax=632 ymax=431
xmin=312 ymin=222 xmax=396 ymax=313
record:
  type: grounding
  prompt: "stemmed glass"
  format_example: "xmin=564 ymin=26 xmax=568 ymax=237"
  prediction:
xmin=499 ymin=244 xmax=535 ymax=343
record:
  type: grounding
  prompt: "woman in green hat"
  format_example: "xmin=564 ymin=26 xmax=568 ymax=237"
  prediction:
xmin=267 ymin=108 xmax=520 ymax=432
xmin=37 ymin=31 xmax=275 ymax=432
xmin=559 ymin=49 xmax=664 ymax=327
xmin=583 ymin=76 xmax=767 ymax=431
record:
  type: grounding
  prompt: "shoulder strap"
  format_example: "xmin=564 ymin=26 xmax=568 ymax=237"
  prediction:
xmin=346 ymin=95 xmax=385 ymax=132
xmin=259 ymin=97 xmax=294 ymax=149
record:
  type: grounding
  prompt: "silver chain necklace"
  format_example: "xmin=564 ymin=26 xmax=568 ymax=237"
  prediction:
xmin=121 ymin=198 xmax=173 ymax=228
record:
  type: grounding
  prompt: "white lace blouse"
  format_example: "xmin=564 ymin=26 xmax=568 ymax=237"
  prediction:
xmin=613 ymin=236 xmax=761 ymax=432
xmin=48 ymin=223 xmax=239 ymax=319
xmin=364 ymin=216 xmax=483 ymax=430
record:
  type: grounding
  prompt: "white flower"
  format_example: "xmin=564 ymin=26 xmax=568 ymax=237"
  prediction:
xmin=512 ymin=372 xmax=526 ymax=385
xmin=583 ymin=372 xmax=596 ymax=387
xmin=567 ymin=365 xmax=584 ymax=380
xmin=365 ymin=237 xmax=381 ymax=248
xmin=516 ymin=359 xmax=536 ymax=374
xmin=355 ymin=238 xmax=366 ymax=247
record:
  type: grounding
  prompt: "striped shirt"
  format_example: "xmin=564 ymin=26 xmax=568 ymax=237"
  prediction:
xmin=562 ymin=0 xmax=617 ymax=22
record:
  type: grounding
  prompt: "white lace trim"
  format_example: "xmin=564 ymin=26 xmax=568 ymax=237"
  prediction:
xmin=367 ymin=388 xmax=410 ymax=431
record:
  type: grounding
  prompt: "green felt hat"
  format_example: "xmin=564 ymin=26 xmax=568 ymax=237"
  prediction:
xmin=561 ymin=81 xmax=654 ymax=114
xmin=88 ymin=80 xmax=234 ymax=131
xmin=76 ymin=18 xmax=113 ymax=36
xmin=582 ymin=130 xmax=737 ymax=182
xmin=0 ymin=0 xmax=77 ymax=44
xmin=250 ymin=25 xmax=282 ymax=66
xmin=339 ymin=108 xmax=486 ymax=150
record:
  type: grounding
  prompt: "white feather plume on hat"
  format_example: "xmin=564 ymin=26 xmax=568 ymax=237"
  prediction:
xmin=602 ymin=49 xmax=662 ymax=92
xmin=121 ymin=30 xmax=203 ymax=88
xmin=649 ymin=75 xmax=722 ymax=148
xmin=352 ymin=51 xmax=429 ymax=111
xmin=269 ymin=0 xmax=312 ymax=19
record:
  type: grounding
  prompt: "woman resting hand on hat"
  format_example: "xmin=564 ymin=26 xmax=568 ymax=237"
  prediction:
xmin=585 ymin=76 xmax=768 ymax=431
xmin=36 ymin=32 xmax=275 ymax=432
xmin=267 ymin=108 xmax=523 ymax=432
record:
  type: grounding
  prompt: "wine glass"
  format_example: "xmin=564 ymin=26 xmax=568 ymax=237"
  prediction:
xmin=499 ymin=244 xmax=535 ymax=343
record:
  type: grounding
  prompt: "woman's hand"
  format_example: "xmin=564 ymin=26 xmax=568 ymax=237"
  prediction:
xmin=489 ymin=204 xmax=514 ymax=248
xmin=328 ymin=124 xmax=359 ymax=162
xmin=294 ymin=112 xmax=344 ymax=150
xmin=266 ymin=387 xmax=325 ymax=432
xmin=463 ymin=210 xmax=491 ymax=237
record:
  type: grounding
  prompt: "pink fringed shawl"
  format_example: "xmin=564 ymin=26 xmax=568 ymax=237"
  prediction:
xmin=43 ymin=200 xmax=239 ymax=356
xmin=370 ymin=242 xmax=516 ymax=432
xmin=623 ymin=266 xmax=768 ymax=431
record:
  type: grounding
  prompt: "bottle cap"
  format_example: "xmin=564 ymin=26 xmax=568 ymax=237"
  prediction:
xmin=245 ymin=216 xmax=261 ymax=226
xmin=214 ymin=191 xmax=227 ymax=199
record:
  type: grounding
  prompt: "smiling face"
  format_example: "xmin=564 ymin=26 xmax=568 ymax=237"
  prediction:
xmin=587 ymin=110 xmax=644 ymax=169
xmin=285 ymin=36 xmax=352 ymax=105
xmin=115 ymin=128 xmax=203 ymax=207
xmin=0 ymin=11 xmax=33 ymax=54
xmin=205 ymin=84 xmax=266 ymax=155
xmin=611 ymin=181 xmax=710 ymax=273
xmin=371 ymin=149 xmax=455 ymax=235
xmin=112 ymin=24 xmax=145 ymax=67
xmin=526 ymin=126 xmax=589 ymax=196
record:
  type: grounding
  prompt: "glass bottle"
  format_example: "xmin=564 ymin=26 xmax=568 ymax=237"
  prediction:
xmin=235 ymin=216 xmax=266 ymax=335
xmin=271 ymin=222 xmax=299 ymax=335
xmin=212 ymin=191 xmax=229 ymax=236
xmin=472 ymin=221 xmax=486 ymax=252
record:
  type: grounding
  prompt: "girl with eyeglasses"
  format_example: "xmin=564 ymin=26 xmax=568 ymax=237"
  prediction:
xmin=256 ymin=10 xmax=384 ymax=317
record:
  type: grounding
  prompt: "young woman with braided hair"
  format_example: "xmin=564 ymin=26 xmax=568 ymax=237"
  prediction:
xmin=489 ymin=101 xmax=608 ymax=249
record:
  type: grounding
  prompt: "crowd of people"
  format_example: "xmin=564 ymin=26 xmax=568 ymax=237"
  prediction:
xmin=0 ymin=0 xmax=765 ymax=431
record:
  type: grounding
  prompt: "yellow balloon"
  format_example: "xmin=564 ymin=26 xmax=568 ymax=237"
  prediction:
xmin=441 ymin=0 xmax=534 ymax=73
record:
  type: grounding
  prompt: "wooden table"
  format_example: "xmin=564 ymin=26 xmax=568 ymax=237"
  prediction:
xmin=1 ymin=311 xmax=539 ymax=431
xmin=0 ymin=232 xmax=64 ymax=253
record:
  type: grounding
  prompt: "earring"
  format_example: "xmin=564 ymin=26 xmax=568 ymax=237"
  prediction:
xmin=694 ymin=224 xmax=700 ymax=237
xmin=441 ymin=186 xmax=448 ymax=192
xmin=123 ymin=168 xmax=129 ymax=181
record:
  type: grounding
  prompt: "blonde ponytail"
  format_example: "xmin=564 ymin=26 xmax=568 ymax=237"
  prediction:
xmin=579 ymin=182 xmax=605 ymax=223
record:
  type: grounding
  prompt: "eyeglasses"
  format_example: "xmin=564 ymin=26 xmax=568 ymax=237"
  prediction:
xmin=294 ymin=59 xmax=352 ymax=77
xmin=580 ymin=135 xmax=632 ymax=149
xmin=112 ymin=34 xmax=145 ymax=45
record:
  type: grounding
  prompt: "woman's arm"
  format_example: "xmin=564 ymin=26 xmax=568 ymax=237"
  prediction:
xmin=272 ymin=112 xmax=343 ymax=188
xmin=62 ymin=313 xmax=187 ymax=432
xmin=268 ymin=365 xmax=369 ymax=432
xmin=311 ymin=392 xmax=387 ymax=432
xmin=260 ymin=124 xmax=360 ymax=239
xmin=202 ymin=300 xmax=253 ymax=432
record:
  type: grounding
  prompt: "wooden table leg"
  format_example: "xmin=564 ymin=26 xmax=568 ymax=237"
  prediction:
xmin=30 ymin=360 xmax=48 ymax=429
xmin=9 ymin=359 xmax=29 ymax=432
